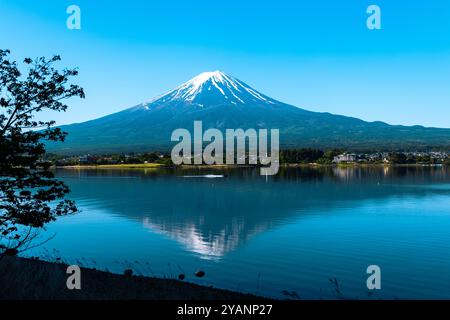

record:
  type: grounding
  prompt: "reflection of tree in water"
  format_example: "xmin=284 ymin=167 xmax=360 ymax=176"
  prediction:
xmin=55 ymin=166 xmax=450 ymax=259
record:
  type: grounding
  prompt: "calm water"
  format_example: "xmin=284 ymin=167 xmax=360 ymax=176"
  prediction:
xmin=26 ymin=166 xmax=450 ymax=299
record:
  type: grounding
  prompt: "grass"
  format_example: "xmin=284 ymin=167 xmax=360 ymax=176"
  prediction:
xmin=0 ymin=256 xmax=264 ymax=300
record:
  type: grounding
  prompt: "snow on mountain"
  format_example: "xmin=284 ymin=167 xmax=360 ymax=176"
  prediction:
xmin=140 ymin=71 xmax=276 ymax=108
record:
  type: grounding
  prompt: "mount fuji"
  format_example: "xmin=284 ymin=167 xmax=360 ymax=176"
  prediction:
xmin=48 ymin=71 xmax=450 ymax=154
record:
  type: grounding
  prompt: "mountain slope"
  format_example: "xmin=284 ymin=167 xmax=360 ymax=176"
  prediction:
xmin=48 ymin=71 xmax=450 ymax=154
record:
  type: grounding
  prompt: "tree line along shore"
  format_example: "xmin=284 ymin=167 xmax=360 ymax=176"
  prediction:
xmin=46 ymin=149 xmax=450 ymax=168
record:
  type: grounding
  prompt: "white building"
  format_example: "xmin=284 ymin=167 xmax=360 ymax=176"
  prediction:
xmin=333 ymin=154 xmax=357 ymax=163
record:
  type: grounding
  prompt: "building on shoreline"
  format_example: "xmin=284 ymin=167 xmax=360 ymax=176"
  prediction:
xmin=332 ymin=154 xmax=358 ymax=163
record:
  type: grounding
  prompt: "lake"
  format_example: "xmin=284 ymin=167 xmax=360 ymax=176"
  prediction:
xmin=26 ymin=166 xmax=450 ymax=299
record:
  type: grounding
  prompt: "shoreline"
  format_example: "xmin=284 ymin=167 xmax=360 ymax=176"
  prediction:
xmin=0 ymin=256 xmax=264 ymax=300
xmin=54 ymin=163 xmax=448 ymax=170
xmin=57 ymin=163 xmax=165 ymax=169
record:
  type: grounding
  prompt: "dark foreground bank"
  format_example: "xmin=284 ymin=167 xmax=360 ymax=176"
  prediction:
xmin=0 ymin=257 xmax=262 ymax=300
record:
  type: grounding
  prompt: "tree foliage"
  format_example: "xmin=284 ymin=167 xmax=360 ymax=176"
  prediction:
xmin=280 ymin=148 xmax=325 ymax=164
xmin=0 ymin=49 xmax=84 ymax=256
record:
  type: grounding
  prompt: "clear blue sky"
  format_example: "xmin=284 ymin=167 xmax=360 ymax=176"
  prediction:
xmin=1 ymin=0 xmax=449 ymax=127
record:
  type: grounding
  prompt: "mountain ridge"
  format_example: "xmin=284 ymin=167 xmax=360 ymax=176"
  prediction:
xmin=47 ymin=71 xmax=450 ymax=155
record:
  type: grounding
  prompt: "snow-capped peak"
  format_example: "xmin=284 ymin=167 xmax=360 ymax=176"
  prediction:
xmin=141 ymin=71 xmax=276 ymax=108
xmin=189 ymin=70 xmax=226 ymax=86
xmin=175 ymin=71 xmax=229 ymax=101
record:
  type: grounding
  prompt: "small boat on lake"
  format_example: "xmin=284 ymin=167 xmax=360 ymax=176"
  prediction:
xmin=181 ymin=174 xmax=225 ymax=178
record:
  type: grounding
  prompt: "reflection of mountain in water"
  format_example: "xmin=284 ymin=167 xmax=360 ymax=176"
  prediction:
xmin=141 ymin=216 xmax=250 ymax=259
xmin=56 ymin=167 xmax=450 ymax=259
